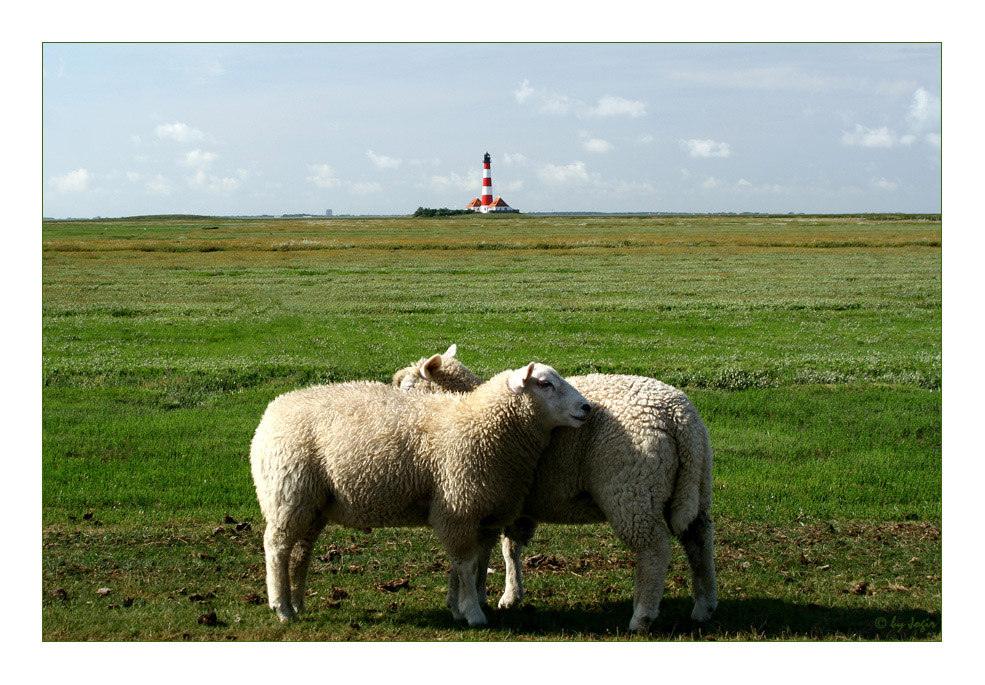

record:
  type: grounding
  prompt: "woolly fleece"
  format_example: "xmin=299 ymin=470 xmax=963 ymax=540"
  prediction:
xmin=251 ymin=364 xmax=591 ymax=627
xmin=393 ymin=349 xmax=717 ymax=631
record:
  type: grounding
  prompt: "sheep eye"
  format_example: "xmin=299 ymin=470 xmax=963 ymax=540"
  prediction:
xmin=537 ymin=379 xmax=553 ymax=389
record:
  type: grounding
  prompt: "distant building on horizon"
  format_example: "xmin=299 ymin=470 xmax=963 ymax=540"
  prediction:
xmin=467 ymin=152 xmax=518 ymax=213
xmin=325 ymin=209 xmax=333 ymax=217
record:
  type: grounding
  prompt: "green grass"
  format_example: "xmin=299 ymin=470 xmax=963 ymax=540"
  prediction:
xmin=41 ymin=214 xmax=941 ymax=640
xmin=41 ymin=518 xmax=940 ymax=641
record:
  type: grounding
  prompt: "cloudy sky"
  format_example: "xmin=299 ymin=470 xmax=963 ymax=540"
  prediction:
xmin=42 ymin=43 xmax=941 ymax=217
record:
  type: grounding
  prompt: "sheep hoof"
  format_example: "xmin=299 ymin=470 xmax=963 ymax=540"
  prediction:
xmin=691 ymin=600 xmax=718 ymax=622
xmin=628 ymin=615 xmax=654 ymax=633
xmin=497 ymin=592 xmax=523 ymax=609
xmin=274 ymin=605 xmax=298 ymax=623
xmin=465 ymin=611 xmax=489 ymax=627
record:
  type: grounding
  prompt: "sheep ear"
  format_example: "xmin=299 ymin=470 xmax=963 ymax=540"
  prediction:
xmin=508 ymin=362 xmax=536 ymax=395
xmin=443 ymin=344 xmax=457 ymax=358
xmin=420 ymin=353 xmax=443 ymax=380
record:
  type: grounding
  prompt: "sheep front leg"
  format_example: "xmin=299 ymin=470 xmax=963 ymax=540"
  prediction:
xmin=499 ymin=517 xmax=537 ymax=608
xmin=449 ymin=554 xmax=488 ymax=626
xmin=445 ymin=567 xmax=462 ymax=620
xmin=476 ymin=544 xmax=492 ymax=606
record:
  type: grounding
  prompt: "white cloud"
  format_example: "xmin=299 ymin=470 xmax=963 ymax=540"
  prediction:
xmin=587 ymin=95 xmax=646 ymax=118
xmin=841 ymin=124 xmax=915 ymax=148
xmin=187 ymin=169 xmax=208 ymax=188
xmin=583 ymin=137 xmax=613 ymax=153
xmin=925 ymin=133 xmax=941 ymax=150
xmin=514 ymin=81 xmax=644 ymax=119
xmin=51 ymin=168 xmax=89 ymax=192
xmin=735 ymin=178 xmax=784 ymax=193
xmin=426 ymin=171 xmax=476 ymax=193
xmin=907 ymin=87 xmax=941 ymax=130
xmin=683 ymin=139 xmax=733 ymax=158
xmin=538 ymin=161 xmax=591 ymax=184
xmin=539 ymin=94 xmax=575 ymax=115
xmin=154 ymin=122 xmax=204 ymax=143
xmin=350 ymin=181 xmax=383 ymax=195
xmin=502 ymin=153 xmax=527 ymax=165
xmin=513 ymin=79 xmax=535 ymax=104
xmin=366 ymin=150 xmax=401 ymax=169
xmin=126 ymin=171 xmax=142 ymax=182
xmin=188 ymin=167 xmax=247 ymax=193
xmin=146 ymin=174 xmax=173 ymax=195
xmin=307 ymin=164 xmax=342 ymax=188
xmin=872 ymin=177 xmax=898 ymax=191
xmin=701 ymin=176 xmax=721 ymax=190
xmin=210 ymin=176 xmax=241 ymax=193
xmin=637 ymin=134 xmax=655 ymax=144
xmin=842 ymin=124 xmax=887 ymax=147
xmin=182 ymin=149 xmax=218 ymax=167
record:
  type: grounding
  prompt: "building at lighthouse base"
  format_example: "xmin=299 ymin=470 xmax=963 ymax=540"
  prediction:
xmin=466 ymin=196 xmax=518 ymax=213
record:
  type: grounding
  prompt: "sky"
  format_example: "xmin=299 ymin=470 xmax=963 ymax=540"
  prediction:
xmin=42 ymin=43 xmax=941 ymax=217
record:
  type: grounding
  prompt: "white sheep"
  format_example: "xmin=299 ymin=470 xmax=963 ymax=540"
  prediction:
xmin=250 ymin=362 xmax=592 ymax=627
xmin=394 ymin=346 xmax=717 ymax=632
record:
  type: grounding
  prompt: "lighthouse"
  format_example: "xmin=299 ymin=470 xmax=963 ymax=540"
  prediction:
xmin=466 ymin=152 xmax=518 ymax=213
xmin=481 ymin=152 xmax=493 ymax=209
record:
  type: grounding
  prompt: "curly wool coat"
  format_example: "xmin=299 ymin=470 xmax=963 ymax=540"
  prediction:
xmin=251 ymin=365 xmax=590 ymax=626
xmin=393 ymin=351 xmax=717 ymax=631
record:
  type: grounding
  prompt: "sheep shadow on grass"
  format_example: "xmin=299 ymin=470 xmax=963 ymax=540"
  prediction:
xmin=398 ymin=597 xmax=940 ymax=640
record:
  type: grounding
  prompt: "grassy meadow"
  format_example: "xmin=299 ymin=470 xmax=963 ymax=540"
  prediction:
xmin=41 ymin=213 xmax=942 ymax=641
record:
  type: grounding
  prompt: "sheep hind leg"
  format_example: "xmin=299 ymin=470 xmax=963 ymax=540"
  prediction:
xmin=499 ymin=516 xmax=537 ymax=609
xmin=680 ymin=510 xmax=718 ymax=622
xmin=627 ymin=531 xmax=672 ymax=633
xmin=264 ymin=521 xmax=302 ymax=623
xmin=289 ymin=511 xmax=330 ymax=615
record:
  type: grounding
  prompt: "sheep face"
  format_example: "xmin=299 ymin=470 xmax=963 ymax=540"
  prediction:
xmin=508 ymin=362 xmax=592 ymax=428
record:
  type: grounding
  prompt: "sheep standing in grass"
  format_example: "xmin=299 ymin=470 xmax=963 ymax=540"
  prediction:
xmin=394 ymin=346 xmax=717 ymax=632
xmin=250 ymin=362 xmax=592 ymax=627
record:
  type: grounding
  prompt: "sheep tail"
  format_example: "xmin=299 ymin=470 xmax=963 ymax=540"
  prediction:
xmin=667 ymin=402 xmax=713 ymax=537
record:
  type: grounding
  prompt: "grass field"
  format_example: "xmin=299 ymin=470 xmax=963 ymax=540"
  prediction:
xmin=41 ymin=213 xmax=942 ymax=641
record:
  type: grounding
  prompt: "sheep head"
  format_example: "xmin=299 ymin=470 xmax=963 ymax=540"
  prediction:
xmin=508 ymin=362 xmax=592 ymax=428
xmin=393 ymin=344 xmax=481 ymax=394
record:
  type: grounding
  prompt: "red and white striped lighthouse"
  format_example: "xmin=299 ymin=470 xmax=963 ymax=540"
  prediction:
xmin=481 ymin=152 xmax=493 ymax=209
xmin=466 ymin=152 xmax=518 ymax=213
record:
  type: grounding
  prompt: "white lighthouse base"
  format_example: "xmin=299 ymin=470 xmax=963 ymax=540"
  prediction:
xmin=471 ymin=205 xmax=518 ymax=213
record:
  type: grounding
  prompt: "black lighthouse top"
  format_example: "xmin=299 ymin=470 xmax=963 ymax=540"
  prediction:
xmin=483 ymin=152 xmax=491 ymax=163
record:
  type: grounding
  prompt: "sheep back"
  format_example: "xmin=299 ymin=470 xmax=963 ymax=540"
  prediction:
xmin=251 ymin=372 xmax=554 ymax=534
xmin=524 ymin=374 xmax=709 ymax=533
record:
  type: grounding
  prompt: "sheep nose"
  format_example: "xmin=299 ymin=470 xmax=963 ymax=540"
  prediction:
xmin=580 ymin=403 xmax=592 ymax=415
